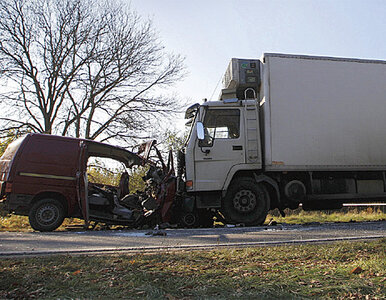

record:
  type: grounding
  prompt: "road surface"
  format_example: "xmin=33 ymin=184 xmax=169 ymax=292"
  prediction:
xmin=0 ymin=221 xmax=385 ymax=257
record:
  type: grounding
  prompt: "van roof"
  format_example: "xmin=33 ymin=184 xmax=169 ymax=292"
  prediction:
xmin=5 ymin=133 xmax=144 ymax=167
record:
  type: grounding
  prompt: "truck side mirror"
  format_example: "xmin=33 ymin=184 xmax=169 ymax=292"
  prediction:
xmin=197 ymin=122 xmax=213 ymax=151
xmin=196 ymin=122 xmax=205 ymax=140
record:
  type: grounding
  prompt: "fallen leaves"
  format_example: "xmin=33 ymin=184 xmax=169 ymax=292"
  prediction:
xmin=72 ymin=270 xmax=81 ymax=275
xmin=350 ymin=266 xmax=364 ymax=274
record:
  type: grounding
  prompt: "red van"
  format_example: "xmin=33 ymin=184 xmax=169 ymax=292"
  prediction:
xmin=0 ymin=133 xmax=153 ymax=231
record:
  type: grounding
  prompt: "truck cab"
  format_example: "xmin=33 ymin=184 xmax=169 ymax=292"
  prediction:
xmin=185 ymin=100 xmax=262 ymax=193
xmin=179 ymin=59 xmax=272 ymax=226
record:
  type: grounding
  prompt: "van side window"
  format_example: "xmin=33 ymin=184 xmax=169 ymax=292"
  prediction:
xmin=200 ymin=109 xmax=240 ymax=146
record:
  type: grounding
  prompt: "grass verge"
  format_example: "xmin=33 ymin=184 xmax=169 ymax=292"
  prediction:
xmin=0 ymin=239 xmax=385 ymax=299
xmin=1 ymin=208 xmax=385 ymax=232
xmin=0 ymin=215 xmax=85 ymax=232
xmin=268 ymin=208 xmax=386 ymax=225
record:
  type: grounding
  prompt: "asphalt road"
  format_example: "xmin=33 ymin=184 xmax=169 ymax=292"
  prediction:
xmin=0 ymin=221 xmax=385 ymax=257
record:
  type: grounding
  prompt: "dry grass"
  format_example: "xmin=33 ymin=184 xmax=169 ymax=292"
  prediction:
xmin=268 ymin=207 xmax=386 ymax=225
xmin=0 ymin=214 xmax=85 ymax=232
xmin=0 ymin=239 xmax=384 ymax=299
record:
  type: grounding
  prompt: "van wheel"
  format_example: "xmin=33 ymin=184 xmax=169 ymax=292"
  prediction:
xmin=222 ymin=178 xmax=269 ymax=226
xmin=29 ymin=198 xmax=65 ymax=232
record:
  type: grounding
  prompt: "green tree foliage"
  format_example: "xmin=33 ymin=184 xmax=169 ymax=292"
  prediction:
xmin=162 ymin=129 xmax=187 ymax=152
xmin=87 ymin=166 xmax=121 ymax=187
xmin=0 ymin=138 xmax=11 ymax=157
xmin=128 ymin=166 xmax=148 ymax=193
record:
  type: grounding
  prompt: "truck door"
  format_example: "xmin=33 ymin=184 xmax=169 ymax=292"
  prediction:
xmin=194 ymin=108 xmax=245 ymax=191
xmin=76 ymin=141 xmax=89 ymax=223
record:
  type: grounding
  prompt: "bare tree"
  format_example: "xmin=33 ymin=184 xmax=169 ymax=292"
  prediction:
xmin=0 ymin=0 xmax=185 ymax=144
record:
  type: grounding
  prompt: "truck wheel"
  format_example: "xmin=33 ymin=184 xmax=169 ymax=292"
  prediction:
xmin=222 ymin=178 xmax=269 ymax=226
xmin=29 ymin=198 xmax=65 ymax=232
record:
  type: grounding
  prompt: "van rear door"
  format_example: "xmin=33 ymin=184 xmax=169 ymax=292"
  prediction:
xmin=76 ymin=141 xmax=89 ymax=223
xmin=0 ymin=137 xmax=26 ymax=198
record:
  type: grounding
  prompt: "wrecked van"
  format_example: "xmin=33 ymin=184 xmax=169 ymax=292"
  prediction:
xmin=0 ymin=133 xmax=178 ymax=231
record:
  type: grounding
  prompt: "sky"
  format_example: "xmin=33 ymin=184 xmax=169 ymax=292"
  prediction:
xmin=130 ymin=0 xmax=386 ymax=129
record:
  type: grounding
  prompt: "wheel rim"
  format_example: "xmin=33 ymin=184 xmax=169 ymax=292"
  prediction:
xmin=182 ymin=213 xmax=196 ymax=226
xmin=233 ymin=189 xmax=257 ymax=213
xmin=36 ymin=204 xmax=59 ymax=226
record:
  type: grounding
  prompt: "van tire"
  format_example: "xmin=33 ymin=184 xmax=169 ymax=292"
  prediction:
xmin=222 ymin=178 xmax=269 ymax=226
xmin=29 ymin=198 xmax=65 ymax=232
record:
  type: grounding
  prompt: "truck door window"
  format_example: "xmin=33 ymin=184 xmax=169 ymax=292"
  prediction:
xmin=200 ymin=109 xmax=240 ymax=146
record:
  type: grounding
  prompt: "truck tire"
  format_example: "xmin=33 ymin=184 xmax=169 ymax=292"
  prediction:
xmin=29 ymin=198 xmax=65 ymax=232
xmin=222 ymin=178 xmax=269 ymax=225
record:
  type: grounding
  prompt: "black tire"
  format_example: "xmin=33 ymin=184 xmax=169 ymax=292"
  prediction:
xmin=29 ymin=198 xmax=65 ymax=232
xmin=179 ymin=212 xmax=199 ymax=228
xmin=222 ymin=178 xmax=269 ymax=225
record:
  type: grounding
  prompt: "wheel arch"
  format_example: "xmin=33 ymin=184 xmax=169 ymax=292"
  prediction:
xmin=222 ymin=164 xmax=262 ymax=192
xmin=225 ymin=170 xmax=282 ymax=211
xmin=253 ymin=173 xmax=281 ymax=210
xmin=31 ymin=191 xmax=68 ymax=216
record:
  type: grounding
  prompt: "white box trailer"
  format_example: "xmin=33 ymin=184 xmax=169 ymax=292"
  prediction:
xmin=261 ymin=53 xmax=386 ymax=171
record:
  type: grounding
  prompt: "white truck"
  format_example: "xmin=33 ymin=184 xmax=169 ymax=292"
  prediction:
xmin=176 ymin=53 xmax=386 ymax=226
